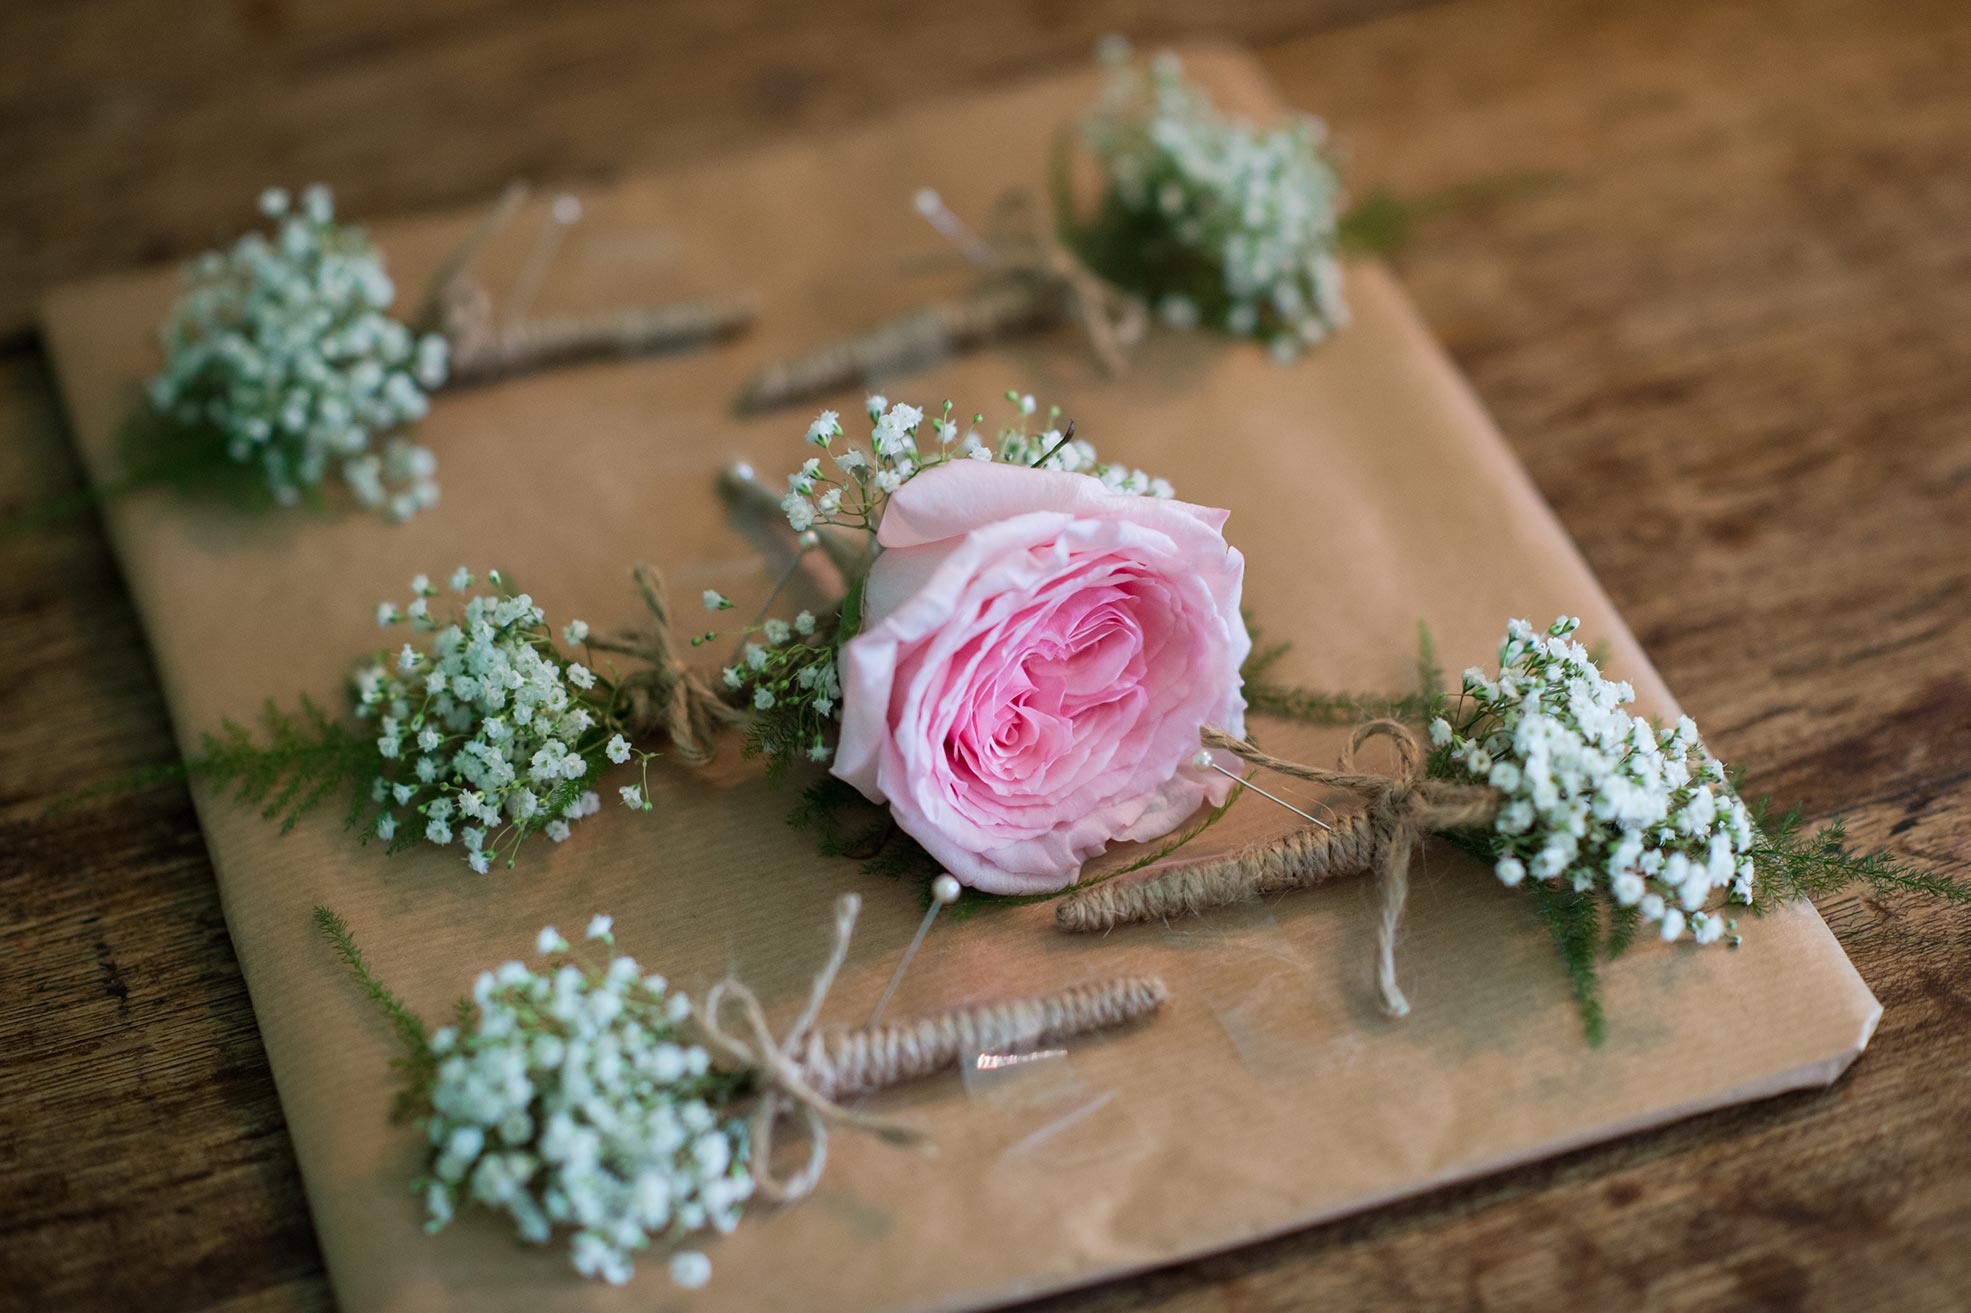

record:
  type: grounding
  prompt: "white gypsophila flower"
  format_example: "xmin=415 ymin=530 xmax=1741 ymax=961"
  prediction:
xmin=1429 ymin=617 xmax=1757 ymax=943
xmin=417 ymin=928 xmax=751 ymax=1287
xmin=1083 ymin=43 xmax=1347 ymax=356
xmin=147 ymin=187 xmax=448 ymax=517
xmin=353 ymin=573 xmax=634 ymax=869
xmin=780 ymin=391 xmax=1173 ymax=537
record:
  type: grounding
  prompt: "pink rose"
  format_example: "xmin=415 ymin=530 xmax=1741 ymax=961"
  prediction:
xmin=832 ymin=460 xmax=1250 ymax=894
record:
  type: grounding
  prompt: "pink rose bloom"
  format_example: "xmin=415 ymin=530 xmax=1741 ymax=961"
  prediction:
xmin=832 ymin=460 xmax=1250 ymax=894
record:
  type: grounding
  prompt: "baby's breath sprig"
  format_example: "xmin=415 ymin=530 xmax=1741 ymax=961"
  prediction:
xmin=1429 ymin=618 xmax=1754 ymax=944
xmin=318 ymin=908 xmax=751 ymax=1288
xmin=147 ymin=185 xmax=449 ymax=520
xmin=357 ymin=568 xmax=681 ymax=871
xmin=779 ymin=390 xmax=1172 ymax=540
xmin=81 ymin=568 xmax=684 ymax=872
xmin=57 ymin=564 xmax=748 ymax=860
xmin=322 ymin=897 xmax=1172 ymax=1287
xmin=1428 ymin=617 xmax=1968 ymax=1038
xmin=1070 ymin=41 xmax=1348 ymax=364
xmin=694 ymin=602 xmax=840 ymax=783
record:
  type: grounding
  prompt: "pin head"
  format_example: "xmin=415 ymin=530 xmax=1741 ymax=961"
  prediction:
xmin=728 ymin=460 xmax=756 ymax=482
xmin=931 ymin=874 xmax=962 ymax=905
xmin=797 ymin=529 xmax=821 ymax=550
xmin=1191 ymin=748 xmax=1216 ymax=771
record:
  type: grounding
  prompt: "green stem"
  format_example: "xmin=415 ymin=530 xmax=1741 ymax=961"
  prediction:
xmin=1337 ymin=171 xmax=1566 ymax=259
xmin=315 ymin=905 xmax=430 ymax=1059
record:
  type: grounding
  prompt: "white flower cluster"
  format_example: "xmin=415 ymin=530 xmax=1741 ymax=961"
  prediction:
xmin=147 ymin=185 xmax=448 ymax=519
xmin=361 ymin=569 xmax=624 ymax=871
xmin=781 ymin=391 xmax=1173 ymax=536
xmin=1430 ymin=617 xmax=1755 ymax=944
xmin=714 ymin=600 xmax=840 ymax=764
xmin=419 ymin=916 xmax=751 ymax=1287
xmin=1083 ymin=41 xmax=1348 ymax=362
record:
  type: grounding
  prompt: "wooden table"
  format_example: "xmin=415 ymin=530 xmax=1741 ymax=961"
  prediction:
xmin=4 ymin=0 xmax=1967 ymax=1308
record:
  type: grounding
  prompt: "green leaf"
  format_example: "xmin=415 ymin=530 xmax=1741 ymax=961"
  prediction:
xmin=1530 ymin=880 xmax=1606 ymax=1045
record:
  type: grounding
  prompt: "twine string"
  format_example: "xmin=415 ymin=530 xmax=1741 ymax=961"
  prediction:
xmin=1057 ymin=721 xmax=1501 ymax=1019
xmin=697 ymin=893 xmax=926 ymax=1204
xmin=586 ymin=563 xmax=745 ymax=766
xmin=974 ymin=188 xmax=1144 ymax=375
xmin=696 ymin=893 xmax=1171 ymax=1203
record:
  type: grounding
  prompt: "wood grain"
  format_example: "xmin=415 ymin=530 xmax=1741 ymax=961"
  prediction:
xmin=3 ymin=0 xmax=1968 ymax=1309
xmin=0 ymin=0 xmax=1421 ymax=347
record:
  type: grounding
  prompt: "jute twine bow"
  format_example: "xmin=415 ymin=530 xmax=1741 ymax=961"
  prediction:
xmin=696 ymin=892 xmax=1172 ymax=1203
xmin=696 ymin=894 xmax=928 ymax=1203
xmin=586 ymin=564 xmax=745 ymax=767
xmin=978 ymin=189 xmax=1146 ymax=378
xmin=734 ymin=189 xmax=1144 ymax=414
xmin=1058 ymin=721 xmax=1501 ymax=1019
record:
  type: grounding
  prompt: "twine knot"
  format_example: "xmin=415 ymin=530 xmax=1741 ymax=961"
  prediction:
xmin=587 ymin=564 xmax=745 ymax=767
xmin=695 ymin=894 xmax=928 ymax=1203
xmin=1197 ymin=721 xmax=1501 ymax=1019
xmin=965 ymin=189 xmax=1146 ymax=376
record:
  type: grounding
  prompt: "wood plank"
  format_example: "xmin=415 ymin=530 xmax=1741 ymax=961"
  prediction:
xmin=0 ymin=0 xmax=1428 ymax=345
xmin=3 ymin=0 xmax=1968 ymax=1307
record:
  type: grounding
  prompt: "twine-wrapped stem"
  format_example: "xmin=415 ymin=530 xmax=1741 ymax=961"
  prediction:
xmin=795 ymin=974 xmax=1169 ymax=1102
xmin=697 ymin=893 xmax=1168 ymax=1202
xmin=443 ymin=289 xmax=759 ymax=385
xmin=1057 ymin=808 xmax=1384 ymax=932
xmin=734 ymin=188 xmax=1144 ymax=414
xmin=736 ymin=272 xmax=1068 ymax=414
xmin=418 ymin=184 xmax=757 ymax=388
xmin=1056 ymin=721 xmax=1501 ymax=1018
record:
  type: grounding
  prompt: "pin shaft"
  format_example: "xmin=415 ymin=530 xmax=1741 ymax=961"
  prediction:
xmin=1207 ymin=762 xmax=1333 ymax=832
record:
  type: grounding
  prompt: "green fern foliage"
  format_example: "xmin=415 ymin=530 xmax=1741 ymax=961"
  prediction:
xmin=54 ymin=695 xmax=379 ymax=834
xmin=193 ymin=696 xmax=380 ymax=835
xmin=1530 ymin=881 xmax=1608 ymax=1045
xmin=313 ymin=905 xmax=435 ymax=1124
xmin=787 ymin=778 xmax=944 ymax=899
xmin=1745 ymin=795 xmax=1969 ymax=912
xmin=1238 ymin=617 xmax=1435 ymax=726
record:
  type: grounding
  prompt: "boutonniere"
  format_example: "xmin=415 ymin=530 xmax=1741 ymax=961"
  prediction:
xmin=319 ymin=894 xmax=1167 ymax=1286
xmin=1056 ymin=617 xmax=1969 ymax=1040
xmin=737 ymin=42 xmax=1353 ymax=413
xmin=751 ymin=394 xmax=1247 ymax=894
xmin=20 ymin=184 xmax=755 ymax=529
xmin=162 ymin=559 xmax=737 ymax=871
